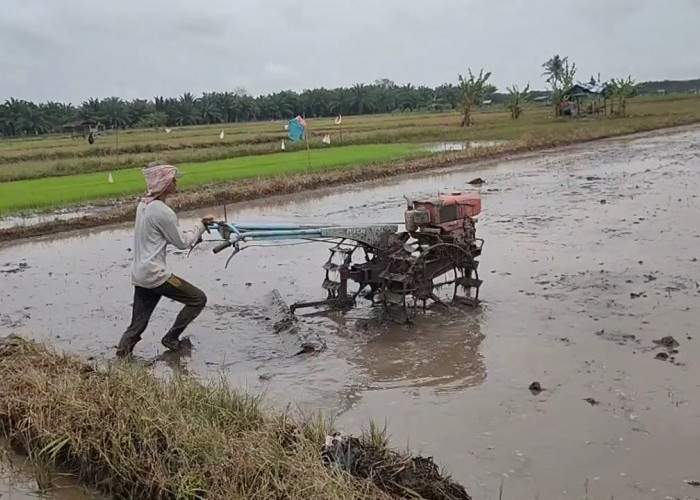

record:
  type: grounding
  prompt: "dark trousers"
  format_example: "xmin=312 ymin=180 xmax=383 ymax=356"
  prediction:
xmin=117 ymin=275 xmax=207 ymax=355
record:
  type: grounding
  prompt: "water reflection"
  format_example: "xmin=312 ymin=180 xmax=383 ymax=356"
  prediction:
xmin=328 ymin=307 xmax=487 ymax=405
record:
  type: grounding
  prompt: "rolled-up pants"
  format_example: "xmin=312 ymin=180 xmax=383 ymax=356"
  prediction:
xmin=117 ymin=275 xmax=207 ymax=353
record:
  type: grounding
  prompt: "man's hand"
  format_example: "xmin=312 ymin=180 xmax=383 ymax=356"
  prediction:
xmin=201 ymin=216 xmax=214 ymax=226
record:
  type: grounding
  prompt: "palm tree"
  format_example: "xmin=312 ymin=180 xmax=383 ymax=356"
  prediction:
xmin=236 ymin=96 xmax=257 ymax=122
xmin=396 ymin=84 xmax=417 ymax=111
xmin=42 ymin=102 xmax=76 ymax=131
xmin=101 ymin=97 xmax=129 ymax=128
xmin=351 ymin=83 xmax=374 ymax=115
xmin=542 ymin=55 xmax=566 ymax=86
xmin=198 ymin=93 xmax=222 ymax=124
xmin=2 ymin=98 xmax=27 ymax=136
xmin=16 ymin=103 xmax=49 ymax=135
xmin=175 ymin=93 xmax=200 ymax=125
xmin=79 ymin=98 xmax=102 ymax=122
xmin=127 ymin=99 xmax=154 ymax=126
xmin=457 ymin=69 xmax=492 ymax=127
xmin=215 ymin=92 xmax=238 ymax=122
xmin=330 ymin=88 xmax=353 ymax=116
xmin=541 ymin=55 xmax=577 ymax=116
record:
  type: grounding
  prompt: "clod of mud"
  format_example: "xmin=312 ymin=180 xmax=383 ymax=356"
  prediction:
xmin=468 ymin=177 xmax=485 ymax=185
xmin=630 ymin=291 xmax=646 ymax=299
xmin=600 ymin=199 xmax=607 ymax=204
xmin=0 ymin=262 xmax=28 ymax=274
xmin=261 ymin=290 xmax=326 ymax=355
xmin=322 ymin=432 xmax=472 ymax=500
xmin=585 ymin=175 xmax=602 ymax=181
xmin=683 ymin=479 xmax=700 ymax=487
xmin=528 ymin=381 xmax=543 ymax=395
xmin=653 ymin=336 xmax=680 ymax=349
xmin=655 ymin=352 xmax=669 ymax=361
xmin=583 ymin=398 xmax=600 ymax=406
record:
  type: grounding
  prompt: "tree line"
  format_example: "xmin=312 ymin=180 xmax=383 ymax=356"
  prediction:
xmin=0 ymin=75 xmax=547 ymax=137
xmin=0 ymin=53 xmax=672 ymax=138
xmin=0 ymin=82 xmax=459 ymax=137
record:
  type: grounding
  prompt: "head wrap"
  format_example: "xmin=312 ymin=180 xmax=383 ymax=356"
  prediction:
xmin=141 ymin=161 xmax=182 ymax=204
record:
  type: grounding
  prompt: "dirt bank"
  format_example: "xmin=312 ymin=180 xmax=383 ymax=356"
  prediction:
xmin=0 ymin=335 xmax=470 ymax=500
xmin=2 ymin=125 xmax=700 ymax=498
xmin=2 ymin=120 xmax=699 ymax=244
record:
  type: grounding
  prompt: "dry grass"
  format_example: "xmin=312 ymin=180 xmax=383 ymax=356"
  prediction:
xmin=0 ymin=335 xmax=470 ymax=499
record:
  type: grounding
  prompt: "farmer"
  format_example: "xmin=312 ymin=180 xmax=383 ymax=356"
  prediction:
xmin=116 ymin=161 xmax=213 ymax=358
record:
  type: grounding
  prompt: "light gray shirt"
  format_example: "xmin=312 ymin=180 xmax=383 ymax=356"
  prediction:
xmin=130 ymin=200 xmax=205 ymax=288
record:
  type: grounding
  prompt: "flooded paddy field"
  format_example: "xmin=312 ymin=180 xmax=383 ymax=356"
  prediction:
xmin=2 ymin=125 xmax=700 ymax=499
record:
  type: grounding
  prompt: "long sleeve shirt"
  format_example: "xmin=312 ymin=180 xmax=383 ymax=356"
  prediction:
xmin=130 ymin=200 xmax=206 ymax=288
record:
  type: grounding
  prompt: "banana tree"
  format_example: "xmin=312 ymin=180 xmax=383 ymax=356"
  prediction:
xmin=506 ymin=84 xmax=531 ymax=119
xmin=457 ymin=69 xmax=492 ymax=127
xmin=607 ymin=77 xmax=638 ymax=116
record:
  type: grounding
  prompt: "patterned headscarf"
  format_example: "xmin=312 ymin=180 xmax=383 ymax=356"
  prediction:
xmin=141 ymin=161 xmax=182 ymax=204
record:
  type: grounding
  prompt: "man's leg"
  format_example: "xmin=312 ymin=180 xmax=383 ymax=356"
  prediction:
xmin=154 ymin=275 xmax=207 ymax=351
xmin=116 ymin=286 xmax=162 ymax=357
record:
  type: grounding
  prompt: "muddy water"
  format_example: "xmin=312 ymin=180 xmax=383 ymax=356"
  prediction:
xmin=2 ymin=125 xmax=700 ymax=499
xmin=0 ymin=446 xmax=102 ymax=499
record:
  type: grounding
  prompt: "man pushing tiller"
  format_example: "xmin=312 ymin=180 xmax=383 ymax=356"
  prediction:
xmin=116 ymin=161 xmax=213 ymax=358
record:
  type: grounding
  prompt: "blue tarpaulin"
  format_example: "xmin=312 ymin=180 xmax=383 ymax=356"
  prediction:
xmin=287 ymin=116 xmax=306 ymax=142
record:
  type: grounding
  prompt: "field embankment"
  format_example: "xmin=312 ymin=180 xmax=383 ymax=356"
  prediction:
xmin=0 ymin=335 xmax=470 ymax=499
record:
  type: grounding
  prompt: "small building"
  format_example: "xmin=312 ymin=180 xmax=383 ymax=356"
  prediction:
xmin=62 ymin=120 xmax=104 ymax=140
xmin=567 ymin=81 xmax=608 ymax=116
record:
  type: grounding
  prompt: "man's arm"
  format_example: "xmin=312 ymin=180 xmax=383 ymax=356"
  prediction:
xmin=154 ymin=207 xmax=206 ymax=250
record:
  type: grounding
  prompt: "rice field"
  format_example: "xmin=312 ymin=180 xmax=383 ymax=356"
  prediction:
xmin=1 ymin=94 xmax=700 ymax=217
xmin=0 ymin=143 xmax=423 ymax=214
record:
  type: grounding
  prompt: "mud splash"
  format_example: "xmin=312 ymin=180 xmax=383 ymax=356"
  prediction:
xmin=2 ymin=126 xmax=700 ymax=498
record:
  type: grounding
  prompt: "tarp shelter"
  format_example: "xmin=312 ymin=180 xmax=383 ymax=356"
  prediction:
xmin=567 ymin=81 xmax=608 ymax=116
xmin=62 ymin=119 xmax=103 ymax=139
xmin=569 ymin=81 xmax=607 ymax=97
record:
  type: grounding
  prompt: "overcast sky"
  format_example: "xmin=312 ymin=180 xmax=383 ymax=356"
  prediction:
xmin=2 ymin=0 xmax=699 ymax=104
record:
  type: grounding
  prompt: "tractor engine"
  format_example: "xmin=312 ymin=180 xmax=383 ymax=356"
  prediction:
xmin=404 ymin=192 xmax=481 ymax=242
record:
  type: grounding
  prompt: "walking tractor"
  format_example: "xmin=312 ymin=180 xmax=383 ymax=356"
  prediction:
xmin=203 ymin=192 xmax=484 ymax=322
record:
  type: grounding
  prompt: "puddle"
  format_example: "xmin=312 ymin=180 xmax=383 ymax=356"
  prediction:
xmin=0 ymin=205 xmax=115 ymax=231
xmin=1 ymin=125 xmax=700 ymax=498
xmin=0 ymin=444 xmax=102 ymax=499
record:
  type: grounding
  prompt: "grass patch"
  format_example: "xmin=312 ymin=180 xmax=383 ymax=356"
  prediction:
xmin=0 ymin=144 xmax=424 ymax=214
xmin=0 ymin=335 xmax=470 ymax=499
